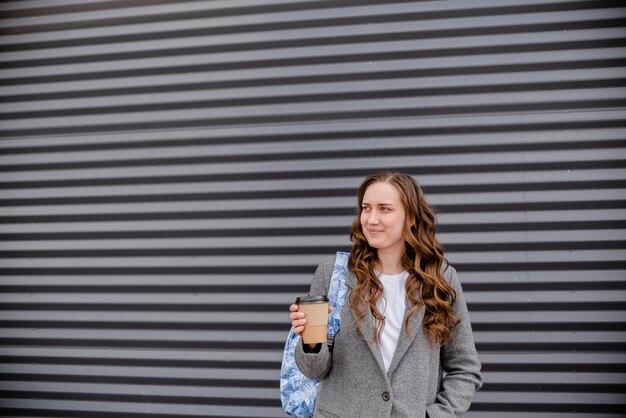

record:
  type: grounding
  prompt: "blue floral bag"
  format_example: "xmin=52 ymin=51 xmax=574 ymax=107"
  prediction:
xmin=280 ymin=251 xmax=350 ymax=417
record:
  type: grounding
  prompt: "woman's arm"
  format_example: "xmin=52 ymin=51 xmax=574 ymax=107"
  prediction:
xmin=293 ymin=255 xmax=336 ymax=380
xmin=426 ymin=266 xmax=483 ymax=418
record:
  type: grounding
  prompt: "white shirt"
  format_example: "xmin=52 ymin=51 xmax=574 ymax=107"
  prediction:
xmin=375 ymin=271 xmax=409 ymax=372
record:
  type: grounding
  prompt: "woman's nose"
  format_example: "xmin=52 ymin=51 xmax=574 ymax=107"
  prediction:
xmin=368 ymin=211 xmax=380 ymax=224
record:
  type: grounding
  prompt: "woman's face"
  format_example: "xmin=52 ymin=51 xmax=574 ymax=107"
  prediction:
xmin=360 ymin=181 xmax=407 ymax=255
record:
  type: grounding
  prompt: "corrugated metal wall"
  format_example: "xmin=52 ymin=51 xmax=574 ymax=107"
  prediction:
xmin=1 ymin=0 xmax=625 ymax=417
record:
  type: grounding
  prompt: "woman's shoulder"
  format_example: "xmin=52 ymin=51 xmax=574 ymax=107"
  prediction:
xmin=309 ymin=254 xmax=342 ymax=295
xmin=314 ymin=254 xmax=339 ymax=280
xmin=441 ymin=261 xmax=464 ymax=292
xmin=441 ymin=260 xmax=459 ymax=281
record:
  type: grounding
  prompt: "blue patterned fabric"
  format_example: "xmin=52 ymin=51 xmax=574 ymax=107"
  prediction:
xmin=280 ymin=251 xmax=350 ymax=417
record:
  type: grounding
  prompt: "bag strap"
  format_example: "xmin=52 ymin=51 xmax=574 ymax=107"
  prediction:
xmin=326 ymin=251 xmax=350 ymax=347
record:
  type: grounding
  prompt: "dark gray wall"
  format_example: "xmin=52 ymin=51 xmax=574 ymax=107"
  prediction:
xmin=1 ymin=1 xmax=625 ymax=417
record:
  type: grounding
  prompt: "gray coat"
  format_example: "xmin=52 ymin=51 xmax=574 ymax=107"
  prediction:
xmin=295 ymin=255 xmax=482 ymax=418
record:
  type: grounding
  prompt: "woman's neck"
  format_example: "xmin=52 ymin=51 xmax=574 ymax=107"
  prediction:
xmin=376 ymin=249 xmax=404 ymax=275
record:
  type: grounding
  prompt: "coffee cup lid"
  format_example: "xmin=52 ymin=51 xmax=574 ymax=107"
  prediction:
xmin=296 ymin=295 xmax=328 ymax=304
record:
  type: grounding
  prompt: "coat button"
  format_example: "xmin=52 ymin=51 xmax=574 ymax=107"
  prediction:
xmin=382 ymin=391 xmax=390 ymax=401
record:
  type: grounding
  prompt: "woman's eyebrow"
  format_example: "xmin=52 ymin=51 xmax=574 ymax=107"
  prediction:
xmin=362 ymin=202 xmax=396 ymax=206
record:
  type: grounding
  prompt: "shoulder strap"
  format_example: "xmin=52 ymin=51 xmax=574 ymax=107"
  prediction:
xmin=326 ymin=251 xmax=350 ymax=345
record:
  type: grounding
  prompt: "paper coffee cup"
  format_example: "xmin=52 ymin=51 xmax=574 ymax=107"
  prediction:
xmin=296 ymin=295 xmax=329 ymax=345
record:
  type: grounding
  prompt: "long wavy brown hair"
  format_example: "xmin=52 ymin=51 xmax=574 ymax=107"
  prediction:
xmin=348 ymin=171 xmax=459 ymax=347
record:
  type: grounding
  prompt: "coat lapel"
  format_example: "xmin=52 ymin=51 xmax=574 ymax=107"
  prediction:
xmin=345 ymin=271 xmax=387 ymax=376
xmin=345 ymin=268 xmax=427 ymax=377
xmin=386 ymin=302 xmax=425 ymax=376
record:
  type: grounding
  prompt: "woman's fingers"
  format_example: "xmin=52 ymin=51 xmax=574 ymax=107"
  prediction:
xmin=289 ymin=304 xmax=306 ymax=334
xmin=293 ymin=317 xmax=306 ymax=325
xmin=289 ymin=302 xmax=333 ymax=335
xmin=293 ymin=319 xmax=306 ymax=335
xmin=289 ymin=310 xmax=305 ymax=320
xmin=292 ymin=316 xmax=307 ymax=329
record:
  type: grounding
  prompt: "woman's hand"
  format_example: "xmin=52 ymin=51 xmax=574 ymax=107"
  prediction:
xmin=289 ymin=304 xmax=334 ymax=351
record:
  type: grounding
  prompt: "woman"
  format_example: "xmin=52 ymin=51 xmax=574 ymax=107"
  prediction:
xmin=288 ymin=171 xmax=482 ymax=417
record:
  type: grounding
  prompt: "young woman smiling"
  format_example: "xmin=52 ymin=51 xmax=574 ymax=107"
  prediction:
xmin=289 ymin=171 xmax=482 ymax=418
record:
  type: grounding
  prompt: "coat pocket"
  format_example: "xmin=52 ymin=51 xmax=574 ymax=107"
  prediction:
xmin=316 ymin=408 xmax=346 ymax=418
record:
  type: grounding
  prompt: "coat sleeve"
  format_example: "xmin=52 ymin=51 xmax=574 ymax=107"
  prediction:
xmin=426 ymin=266 xmax=483 ymax=418
xmin=294 ymin=255 xmax=336 ymax=380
